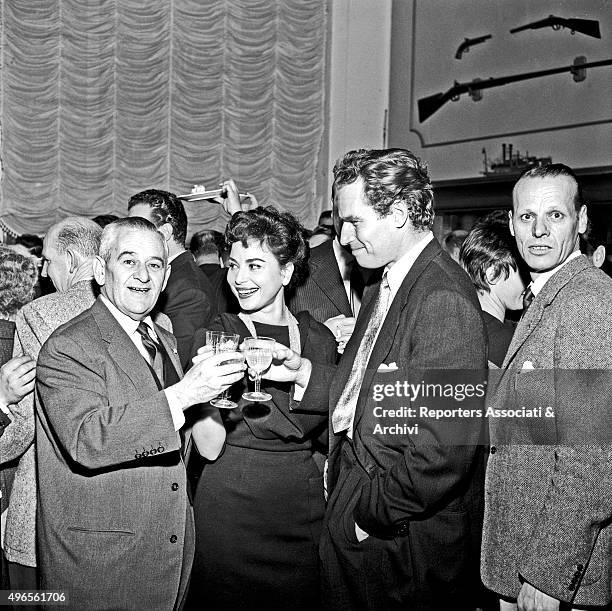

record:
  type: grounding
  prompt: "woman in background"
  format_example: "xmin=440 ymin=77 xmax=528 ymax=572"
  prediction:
xmin=459 ymin=211 xmax=527 ymax=367
xmin=186 ymin=206 xmax=336 ymax=611
xmin=0 ymin=246 xmax=38 ymax=590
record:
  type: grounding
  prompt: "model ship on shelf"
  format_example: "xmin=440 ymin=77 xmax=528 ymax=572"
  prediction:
xmin=481 ymin=144 xmax=552 ymax=176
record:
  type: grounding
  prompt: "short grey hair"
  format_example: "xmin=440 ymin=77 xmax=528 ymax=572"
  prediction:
xmin=99 ymin=217 xmax=168 ymax=264
xmin=50 ymin=217 xmax=102 ymax=258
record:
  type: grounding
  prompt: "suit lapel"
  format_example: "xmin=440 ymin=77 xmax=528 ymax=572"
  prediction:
xmin=91 ymin=298 xmax=162 ymax=393
xmin=352 ymin=241 xmax=442 ymax=432
xmin=502 ymin=255 xmax=591 ymax=367
xmin=310 ymin=242 xmax=352 ymax=316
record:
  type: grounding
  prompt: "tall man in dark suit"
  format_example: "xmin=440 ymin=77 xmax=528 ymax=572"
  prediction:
xmin=35 ymin=217 xmax=245 ymax=610
xmin=289 ymin=159 xmax=377 ymax=353
xmin=268 ymin=148 xmax=487 ymax=610
xmin=128 ymin=189 xmax=217 ymax=369
xmin=481 ymin=165 xmax=612 ymax=611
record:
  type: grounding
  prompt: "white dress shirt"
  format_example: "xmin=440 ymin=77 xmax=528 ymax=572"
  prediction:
xmin=100 ymin=295 xmax=185 ymax=431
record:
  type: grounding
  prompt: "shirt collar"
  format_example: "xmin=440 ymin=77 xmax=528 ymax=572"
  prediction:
xmin=167 ymin=250 xmax=185 ymax=265
xmin=385 ymin=232 xmax=434 ymax=301
xmin=530 ymin=250 xmax=581 ymax=296
xmin=332 ymin=238 xmax=354 ymax=280
xmin=100 ymin=294 xmax=156 ymax=339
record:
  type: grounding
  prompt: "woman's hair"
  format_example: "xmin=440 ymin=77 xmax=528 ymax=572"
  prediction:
xmin=0 ymin=246 xmax=39 ymax=317
xmin=459 ymin=211 xmax=521 ymax=293
xmin=225 ymin=206 xmax=309 ymax=288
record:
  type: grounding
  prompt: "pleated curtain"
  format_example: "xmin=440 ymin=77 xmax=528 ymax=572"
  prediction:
xmin=0 ymin=0 xmax=329 ymax=236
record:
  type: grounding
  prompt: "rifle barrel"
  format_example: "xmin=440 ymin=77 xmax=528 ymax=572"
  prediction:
xmin=418 ymin=58 xmax=612 ymax=122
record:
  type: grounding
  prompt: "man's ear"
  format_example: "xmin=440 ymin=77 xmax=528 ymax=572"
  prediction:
xmin=592 ymin=245 xmax=606 ymax=269
xmin=158 ymin=223 xmax=174 ymax=243
xmin=161 ymin=263 xmax=171 ymax=292
xmin=93 ymin=255 xmax=106 ymax=287
xmin=391 ymin=200 xmax=409 ymax=228
xmin=508 ymin=210 xmax=515 ymax=237
xmin=281 ymin=262 xmax=294 ymax=287
xmin=66 ymin=249 xmax=78 ymax=274
xmin=578 ymin=204 xmax=588 ymax=235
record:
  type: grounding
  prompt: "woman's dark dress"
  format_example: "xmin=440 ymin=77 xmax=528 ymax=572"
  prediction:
xmin=186 ymin=311 xmax=336 ymax=611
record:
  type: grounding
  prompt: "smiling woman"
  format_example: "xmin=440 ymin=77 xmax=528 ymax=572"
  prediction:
xmin=185 ymin=206 xmax=337 ymax=611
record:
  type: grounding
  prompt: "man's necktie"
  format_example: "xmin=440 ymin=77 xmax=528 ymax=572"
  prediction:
xmin=136 ymin=321 xmax=165 ymax=388
xmin=332 ymin=274 xmax=391 ymax=434
xmin=520 ymin=286 xmax=534 ymax=320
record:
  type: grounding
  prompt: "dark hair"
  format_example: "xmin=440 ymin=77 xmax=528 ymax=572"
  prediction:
xmin=442 ymin=229 xmax=469 ymax=255
xmin=225 ymin=206 xmax=309 ymax=288
xmin=0 ymin=246 xmax=38 ymax=316
xmin=15 ymin=234 xmax=43 ymax=258
xmin=332 ymin=148 xmax=434 ymax=230
xmin=190 ymin=230 xmax=224 ymax=258
xmin=99 ymin=217 xmax=167 ymax=264
xmin=127 ymin=189 xmax=188 ymax=247
xmin=92 ymin=214 xmax=120 ymax=228
xmin=459 ymin=212 xmax=521 ymax=293
xmin=514 ymin=163 xmax=583 ymax=212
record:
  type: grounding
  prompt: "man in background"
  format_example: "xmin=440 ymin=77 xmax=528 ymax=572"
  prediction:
xmin=190 ymin=229 xmax=237 ymax=314
xmin=128 ymin=189 xmax=216 ymax=368
xmin=1 ymin=217 xmax=101 ymax=593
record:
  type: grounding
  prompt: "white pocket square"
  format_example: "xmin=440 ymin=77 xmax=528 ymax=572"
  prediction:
xmin=378 ymin=362 xmax=398 ymax=371
xmin=522 ymin=360 xmax=534 ymax=369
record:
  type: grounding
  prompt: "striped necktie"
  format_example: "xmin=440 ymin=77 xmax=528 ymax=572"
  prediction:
xmin=136 ymin=321 xmax=165 ymax=388
xmin=332 ymin=273 xmax=391 ymax=434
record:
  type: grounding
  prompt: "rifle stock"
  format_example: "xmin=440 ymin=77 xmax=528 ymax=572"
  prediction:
xmin=566 ymin=18 xmax=601 ymax=39
xmin=418 ymin=91 xmax=452 ymax=123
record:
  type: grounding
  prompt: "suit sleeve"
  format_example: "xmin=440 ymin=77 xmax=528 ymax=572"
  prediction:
xmin=163 ymin=278 xmax=213 ymax=370
xmin=0 ymin=315 xmax=35 ymax=464
xmin=518 ymin=292 xmax=612 ymax=601
xmin=37 ymin=333 xmax=180 ymax=471
xmin=354 ymin=287 xmax=487 ymax=537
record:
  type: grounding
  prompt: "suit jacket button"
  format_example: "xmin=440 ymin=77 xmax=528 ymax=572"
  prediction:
xmin=576 ymin=564 xmax=584 ymax=571
xmin=568 ymin=583 xmax=575 ymax=591
xmin=170 ymin=535 xmax=178 ymax=543
xmin=171 ymin=483 xmax=179 ymax=491
xmin=490 ymin=446 xmax=497 ymax=454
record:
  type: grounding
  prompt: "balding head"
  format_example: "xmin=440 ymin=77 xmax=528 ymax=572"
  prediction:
xmin=42 ymin=217 xmax=102 ymax=292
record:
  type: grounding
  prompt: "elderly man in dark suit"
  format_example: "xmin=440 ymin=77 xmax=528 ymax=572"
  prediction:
xmin=481 ymin=164 xmax=612 ymax=611
xmin=35 ymin=217 xmax=245 ymax=610
xmin=268 ymin=148 xmax=487 ymax=610
xmin=128 ymin=189 xmax=217 ymax=369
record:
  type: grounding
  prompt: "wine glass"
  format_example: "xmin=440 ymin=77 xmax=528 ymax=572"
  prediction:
xmin=242 ymin=337 xmax=275 ymax=402
xmin=206 ymin=331 xmax=241 ymax=408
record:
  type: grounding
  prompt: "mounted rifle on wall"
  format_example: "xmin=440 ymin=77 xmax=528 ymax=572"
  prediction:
xmin=418 ymin=57 xmax=612 ymax=123
xmin=510 ymin=15 xmax=601 ymax=39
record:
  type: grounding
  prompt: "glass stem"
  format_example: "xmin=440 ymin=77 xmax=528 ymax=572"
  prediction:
xmin=254 ymin=373 xmax=261 ymax=395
